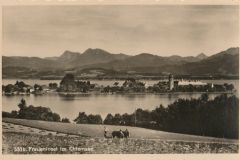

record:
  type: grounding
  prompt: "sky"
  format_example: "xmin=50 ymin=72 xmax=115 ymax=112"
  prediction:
xmin=2 ymin=5 xmax=239 ymax=57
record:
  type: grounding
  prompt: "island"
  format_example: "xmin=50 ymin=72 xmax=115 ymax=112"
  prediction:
xmin=2 ymin=73 xmax=236 ymax=96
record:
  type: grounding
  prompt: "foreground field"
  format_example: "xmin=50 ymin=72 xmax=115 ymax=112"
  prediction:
xmin=3 ymin=131 xmax=238 ymax=154
xmin=3 ymin=118 xmax=238 ymax=143
xmin=2 ymin=118 xmax=239 ymax=154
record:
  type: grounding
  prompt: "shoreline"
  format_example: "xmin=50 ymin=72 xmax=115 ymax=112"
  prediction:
xmin=3 ymin=77 xmax=240 ymax=80
xmin=2 ymin=90 xmax=237 ymax=96
xmin=56 ymin=91 xmax=237 ymax=95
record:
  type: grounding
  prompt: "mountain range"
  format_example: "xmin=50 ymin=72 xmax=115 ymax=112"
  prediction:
xmin=2 ymin=47 xmax=239 ymax=78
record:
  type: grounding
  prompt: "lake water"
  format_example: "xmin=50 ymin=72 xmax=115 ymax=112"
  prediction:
xmin=2 ymin=79 xmax=239 ymax=120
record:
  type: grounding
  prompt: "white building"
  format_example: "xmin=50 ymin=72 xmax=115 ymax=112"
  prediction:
xmin=178 ymin=80 xmax=207 ymax=86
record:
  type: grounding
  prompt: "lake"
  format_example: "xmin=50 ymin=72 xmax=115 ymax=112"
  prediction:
xmin=2 ymin=79 xmax=239 ymax=120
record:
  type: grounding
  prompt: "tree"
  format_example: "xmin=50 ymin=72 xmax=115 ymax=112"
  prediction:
xmin=121 ymin=113 xmax=135 ymax=126
xmin=88 ymin=114 xmax=103 ymax=124
xmin=74 ymin=112 xmax=89 ymax=124
xmin=15 ymin=99 xmax=62 ymax=122
xmin=135 ymin=108 xmax=152 ymax=126
xmin=103 ymin=86 xmax=111 ymax=93
xmin=87 ymin=81 xmax=91 ymax=86
xmin=39 ymin=86 xmax=43 ymax=91
xmin=49 ymin=83 xmax=58 ymax=89
xmin=74 ymin=112 xmax=103 ymax=124
xmin=62 ymin=118 xmax=70 ymax=123
xmin=15 ymin=81 xmax=27 ymax=88
xmin=200 ymin=93 xmax=209 ymax=102
xmin=60 ymin=74 xmax=76 ymax=92
xmin=4 ymin=84 xmax=14 ymax=93
xmin=113 ymin=82 xmax=119 ymax=86
xmin=2 ymin=110 xmax=18 ymax=118
xmin=52 ymin=113 xmax=61 ymax=122
xmin=151 ymin=105 xmax=166 ymax=127
xmin=104 ymin=113 xmax=114 ymax=124
xmin=224 ymin=83 xmax=234 ymax=91
xmin=11 ymin=110 xmax=18 ymax=118
xmin=53 ymin=83 xmax=58 ymax=88
xmin=112 ymin=113 xmax=122 ymax=125
xmin=34 ymin=84 xmax=40 ymax=91
xmin=18 ymin=98 xmax=27 ymax=110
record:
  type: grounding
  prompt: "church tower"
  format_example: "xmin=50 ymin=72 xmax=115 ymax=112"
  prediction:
xmin=169 ymin=74 xmax=174 ymax=90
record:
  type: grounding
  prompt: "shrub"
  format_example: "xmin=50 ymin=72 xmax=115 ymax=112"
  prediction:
xmin=4 ymin=98 xmax=61 ymax=122
xmin=74 ymin=112 xmax=103 ymax=124
xmin=62 ymin=118 xmax=70 ymax=123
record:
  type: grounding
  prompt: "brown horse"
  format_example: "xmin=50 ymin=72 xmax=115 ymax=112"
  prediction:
xmin=123 ymin=129 xmax=130 ymax=138
xmin=112 ymin=129 xmax=130 ymax=138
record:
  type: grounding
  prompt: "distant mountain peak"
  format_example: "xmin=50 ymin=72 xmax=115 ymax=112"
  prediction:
xmin=137 ymin=53 xmax=159 ymax=57
xmin=196 ymin=53 xmax=207 ymax=60
xmin=209 ymin=47 xmax=239 ymax=59
xmin=225 ymin=47 xmax=239 ymax=55
xmin=61 ymin=50 xmax=80 ymax=56
xmin=83 ymin=48 xmax=111 ymax=55
xmin=59 ymin=50 xmax=80 ymax=61
xmin=169 ymin=55 xmax=182 ymax=58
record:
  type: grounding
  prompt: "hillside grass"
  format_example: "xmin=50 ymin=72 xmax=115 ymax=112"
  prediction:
xmin=3 ymin=118 xmax=238 ymax=144
xmin=3 ymin=132 xmax=238 ymax=154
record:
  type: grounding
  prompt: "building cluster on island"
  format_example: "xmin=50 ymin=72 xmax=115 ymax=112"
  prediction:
xmin=2 ymin=73 xmax=235 ymax=96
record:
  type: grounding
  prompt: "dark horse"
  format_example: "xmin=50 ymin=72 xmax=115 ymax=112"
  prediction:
xmin=112 ymin=129 xmax=130 ymax=138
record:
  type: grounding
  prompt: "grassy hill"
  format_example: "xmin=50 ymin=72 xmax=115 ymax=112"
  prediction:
xmin=3 ymin=118 xmax=238 ymax=144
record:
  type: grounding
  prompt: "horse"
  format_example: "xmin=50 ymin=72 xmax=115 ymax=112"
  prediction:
xmin=123 ymin=129 xmax=130 ymax=138
xmin=112 ymin=130 xmax=124 ymax=138
xmin=111 ymin=129 xmax=130 ymax=138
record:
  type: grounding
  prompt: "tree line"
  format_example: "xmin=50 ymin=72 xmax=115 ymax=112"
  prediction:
xmin=2 ymin=99 xmax=70 ymax=123
xmin=103 ymin=94 xmax=239 ymax=139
